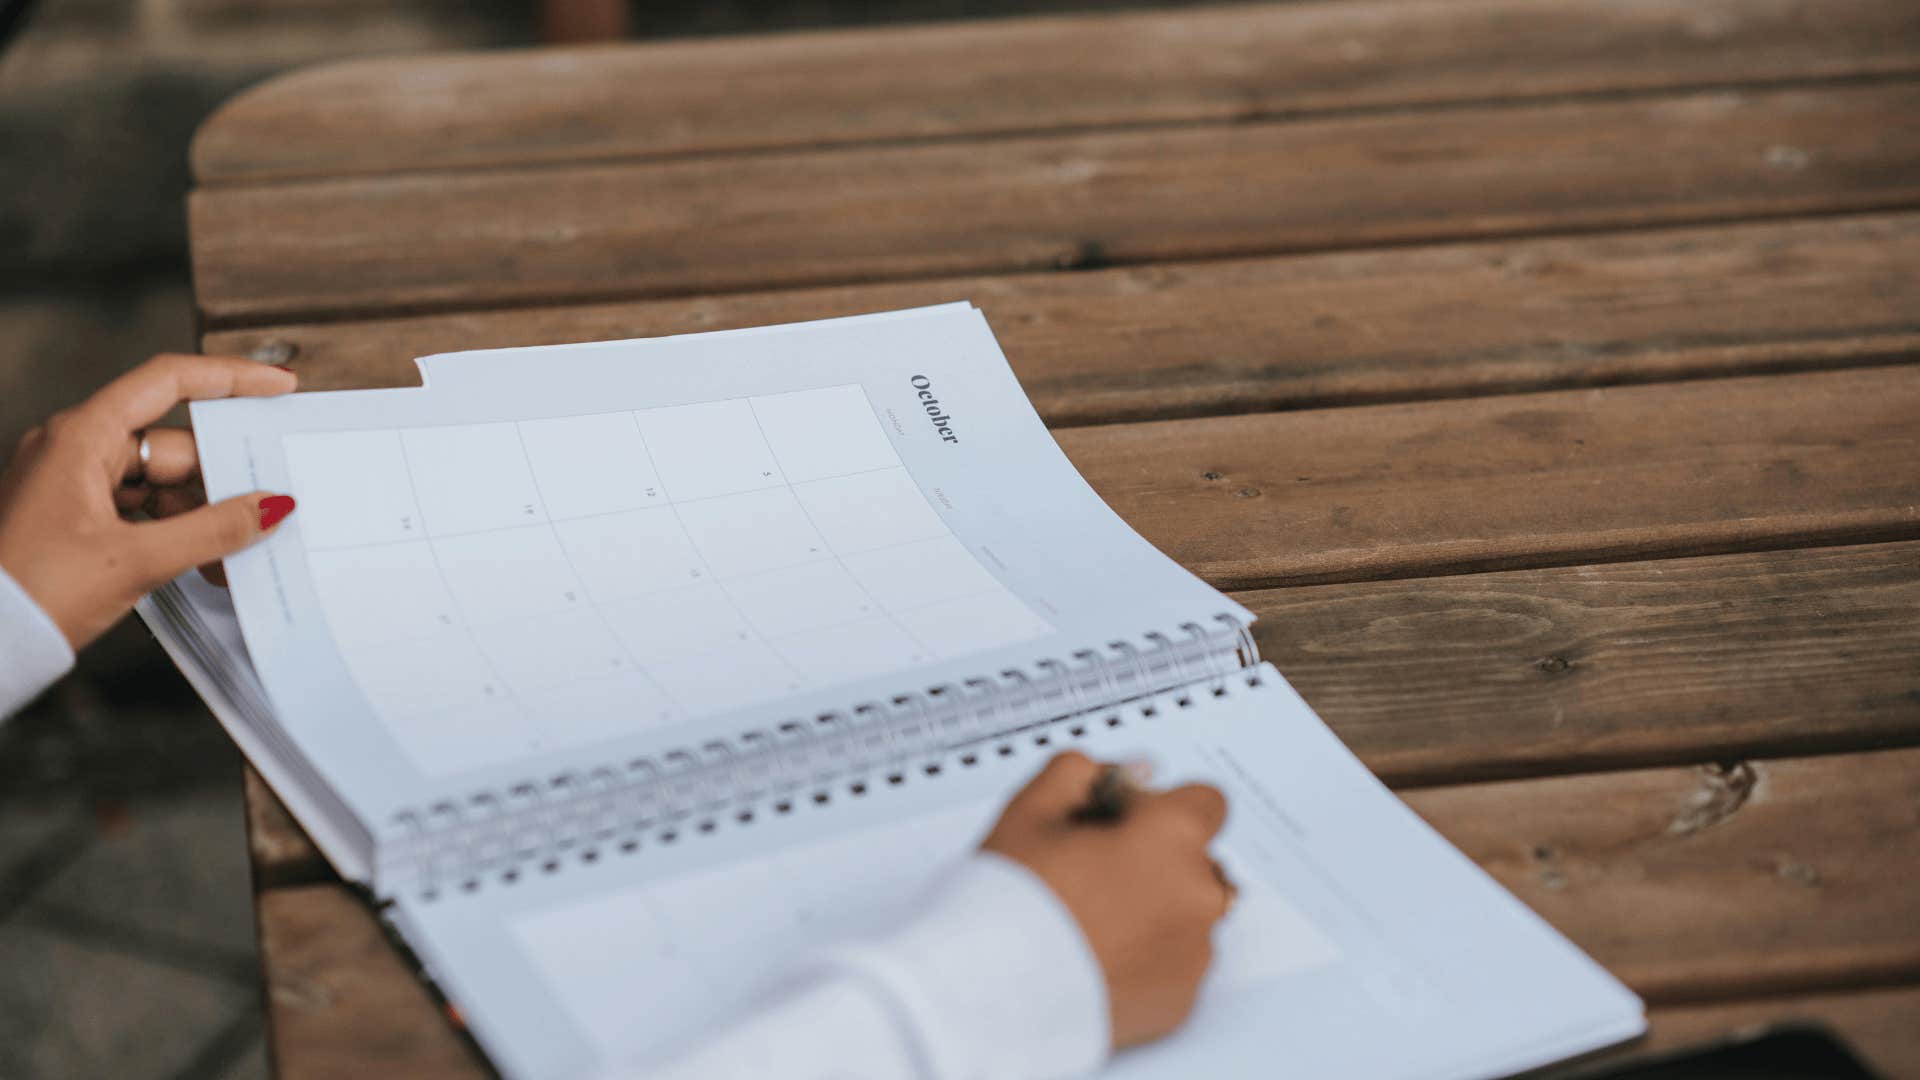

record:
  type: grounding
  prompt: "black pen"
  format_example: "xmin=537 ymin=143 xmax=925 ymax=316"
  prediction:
xmin=1070 ymin=761 xmax=1149 ymax=823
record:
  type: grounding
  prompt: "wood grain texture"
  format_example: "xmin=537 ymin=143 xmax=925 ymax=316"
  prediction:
xmin=253 ymin=750 xmax=1920 ymax=1074
xmin=1412 ymin=749 xmax=1920 ymax=1002
xmin=190 ymin=0 xmax=1920 ymax=182
xmin=188 ymin=81 xmax=1920 ymax=323
xmin=1251 ymin=541 xmax=1920 ymax=787
xmin=239 ymin=542 xmax=1920 ymax=885
xmin=1057 ymin=366 xmax=1920 ymax=590
xmin=194 ymin=2 xmax=1920 ymax=1068
xmin=201 ymin=213 xmax=1920 ymax=426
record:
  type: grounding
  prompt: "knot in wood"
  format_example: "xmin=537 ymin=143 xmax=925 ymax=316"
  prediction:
xmin=1764 ymin=145 xmax=1812 ymax=172
xmin=1773 ymin=856 xmax=1821 ymax=888
xmin=271 ymin=977 xmax=335 ymax=1012
xmin=1056 ymin=239 xmax=1109 ymax=270
xmin=1667 ymin=762 xmax=1757 ymax=837
xmin=1530 ymin=845 xmax=1567 ymax=891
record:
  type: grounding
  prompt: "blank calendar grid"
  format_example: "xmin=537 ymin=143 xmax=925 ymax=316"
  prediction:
xmin=283 ymin=385 xmax=1053 ymax=776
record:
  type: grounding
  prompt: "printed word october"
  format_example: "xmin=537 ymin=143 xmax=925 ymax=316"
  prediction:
xmin=909 ymin=375 xmax=960 ymax=444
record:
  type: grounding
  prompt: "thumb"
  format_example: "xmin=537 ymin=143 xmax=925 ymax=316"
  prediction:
xmin=134 ymin=492 xmax=295 ymax=586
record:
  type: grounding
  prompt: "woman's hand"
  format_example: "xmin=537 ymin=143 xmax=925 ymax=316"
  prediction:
xmin=983 ymin=751 xmax=1232 ymax=1051
xmin=0 ymin=354 xmax=299 ymax=651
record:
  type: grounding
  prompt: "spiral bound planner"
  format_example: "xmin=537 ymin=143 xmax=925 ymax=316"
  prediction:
xmin=142 ymin=304 xmax=1643 ymax=1078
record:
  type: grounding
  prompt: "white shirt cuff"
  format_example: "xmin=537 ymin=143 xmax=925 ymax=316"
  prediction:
xmin=827 ymin=850 xmax=1111 ymax=1080
xmin=0 ymin=563 xmax=74 ymax=720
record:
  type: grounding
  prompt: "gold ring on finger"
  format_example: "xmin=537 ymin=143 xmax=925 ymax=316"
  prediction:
xmin=130 ymin=430 xmax=154 ymax=485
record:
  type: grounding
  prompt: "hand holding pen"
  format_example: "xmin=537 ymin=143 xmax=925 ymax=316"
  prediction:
xmin=981 ymin=751 xmax=1236 ymax=1050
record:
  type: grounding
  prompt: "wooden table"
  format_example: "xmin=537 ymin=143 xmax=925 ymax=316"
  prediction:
xmin=183 ymin=1 xmax=1920 ymax=1074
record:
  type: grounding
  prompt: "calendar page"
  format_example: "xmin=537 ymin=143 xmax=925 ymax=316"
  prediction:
xmin=389 ymin=667 xmax=1642 ymax=1080
xmin=191 ymin=305 xmax=1249 ymax=828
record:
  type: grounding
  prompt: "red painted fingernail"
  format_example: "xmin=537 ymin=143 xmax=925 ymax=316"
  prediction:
xmin=259 ymin=495 xmax=296 ymax=530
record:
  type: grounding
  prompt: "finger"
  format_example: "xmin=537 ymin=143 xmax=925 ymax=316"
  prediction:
xmin=82 ymin=354 xmax=296 ymax=438
xmin=149 ymin=486 xmax=207 ymax=520
xmin=1002 ymin=750 xmax=1105 ymax=822
xmin=1210 ymin=860 xmax=1240 ymax=919
xmin=120 ymin=428 xmax=200 ymax=486
xmin=129 ymin=492 xmax=295 ymax=589
xmin=1143 ymin=783 xmax=1229 ymax=841
xmin=198 ymin=562 xmax=229 ymax=588
xmin=124 ymin=485 xmax=206 ymax=524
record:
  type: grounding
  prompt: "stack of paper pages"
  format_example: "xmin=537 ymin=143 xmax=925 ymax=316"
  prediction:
xmin=143 ymin=303 xmax=1644 ymax=1079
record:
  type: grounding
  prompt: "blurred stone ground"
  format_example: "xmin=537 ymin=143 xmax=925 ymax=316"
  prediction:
xmin=1 ymin=1 xmax=532 ymax=1075
xmin=0 ymin=0 xmax=1181 ymax=1076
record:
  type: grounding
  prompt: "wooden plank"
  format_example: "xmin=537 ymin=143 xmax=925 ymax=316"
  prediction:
xmin=239 ymin=541 xmax=1920 ymax=885
xmin=1058 ymin=365 xmax=1920 ymax=590
xmin=1250 ymin=541 xmax=1920 ymax=787
xmin=254 ymin=749 xmax=1920 ymax=1074
xmin=188 ymin=81 xmax=1920 ymax=324
xmin=201 ymin=213 xmax=1920 ymax=426
xmin=1414 ymin=749 xmax=1920 ymax=1001
xmin=190 ymin=0 xmax=1920 ymax=183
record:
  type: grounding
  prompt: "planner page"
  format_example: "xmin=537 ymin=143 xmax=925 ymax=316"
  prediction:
xmin=190 ymin=305 xmax=1250 ymax=834
xmin=390 ymin=666 xmax=1643 ymax=1080
xmin=136 ymin=576 xmax=375 ymax=880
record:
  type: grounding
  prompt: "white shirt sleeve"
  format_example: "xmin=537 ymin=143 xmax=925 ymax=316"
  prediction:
xmin=612 ymin=851 xmax=1110 ymax=1080
xmin=0 ymin=563 xmax=74 ymax=721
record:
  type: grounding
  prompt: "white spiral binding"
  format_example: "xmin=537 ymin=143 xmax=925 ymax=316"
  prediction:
xmin=375 ymin=613 xmax=1258 ymax=900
